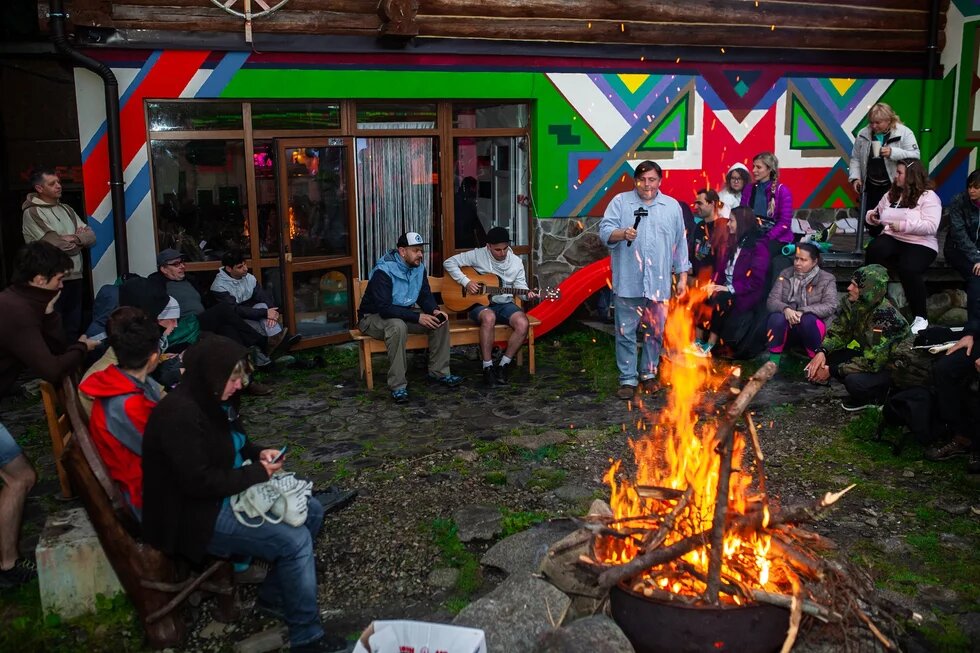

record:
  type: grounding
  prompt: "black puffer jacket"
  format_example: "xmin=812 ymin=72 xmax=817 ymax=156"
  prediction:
xmin=944 ymin=191 xmax=980 ymax=266
xmin=141 ymin=334 xmax=268 ymax=563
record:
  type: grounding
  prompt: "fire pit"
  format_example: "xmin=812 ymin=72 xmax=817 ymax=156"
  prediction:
xmin=541 ymin=291 xmax=897 ymax=653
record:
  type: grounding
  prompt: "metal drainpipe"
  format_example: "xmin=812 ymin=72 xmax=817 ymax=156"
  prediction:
xmin=926 ymin=0 xmax=941 ymax=80
xmin=48 ymin=0 xmax=129 ymax=277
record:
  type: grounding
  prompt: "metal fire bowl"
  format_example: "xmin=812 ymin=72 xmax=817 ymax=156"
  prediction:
xmin=610 ymin=582 xmax=790 ymax=653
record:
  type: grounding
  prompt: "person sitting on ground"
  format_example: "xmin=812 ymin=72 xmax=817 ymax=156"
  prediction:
xmin=444 ymin=226 xmax=536 ymax=387
xmin=765 ymin=243 xmax=838 ymax=366
xmin=943 ymin=168 xmax=980 ymax=321
xmin=357 ymin=232 xmax=462 ymax=402
xmin=805 ymin=264 xmax=910 ymax=411
xmin=80 ymin=310 xmax=163 ymax=520
xmin=141 ymin=335 xmax=346 ymax=653
xmin=210 ymin=249 xmax=301 ymax=359
xmin=691 ymin=207 xmax=769 ymax=357
xmin=0 ymin=242 xmax=99 ymax=588
xmin=718 ymin=163 xmax=749 ymax=216
xmin=689 ymin=188 xmax=730 ymax=283
xmin=923 ymin=299 xmax=980 ymax=473
xmin=80 ymin=277 xmax=179 ymax=416
xmin=864 ymin=159 xmax=940 ymax=335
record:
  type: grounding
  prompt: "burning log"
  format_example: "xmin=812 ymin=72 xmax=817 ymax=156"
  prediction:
xmin=705 ymin=361 xmax=777 ymax=603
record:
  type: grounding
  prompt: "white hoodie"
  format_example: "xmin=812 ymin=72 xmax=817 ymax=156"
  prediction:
xmin=718 ymin=162 xmax=750 ymax=217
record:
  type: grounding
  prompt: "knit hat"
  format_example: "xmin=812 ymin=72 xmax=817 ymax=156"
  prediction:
xmin=119 ymin=275 xmax=169 ymax=319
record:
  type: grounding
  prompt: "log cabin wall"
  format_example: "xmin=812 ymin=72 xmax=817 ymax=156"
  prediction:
xmin=54 ymin=0 xmax=980 ymax=294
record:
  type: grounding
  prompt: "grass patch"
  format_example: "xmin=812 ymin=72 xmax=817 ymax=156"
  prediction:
xmin=428 ymin=518 xmax=482 ymax=609
xmin=548 ymin=327 xmax=618 ymax=396
xmin=520 ymin=443 xmax=571 ymax=463
xmin=483 ymin=471 xmax=508 ymax=486
xmin=500 ymin=509 xmax=552 ymax=537
xmin=0 ymin=588 xmax=142 ymax=652
xmin=526 ymin=467 xmax=567 ymax=491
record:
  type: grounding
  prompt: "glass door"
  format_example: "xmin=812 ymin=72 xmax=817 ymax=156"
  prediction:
xmin=275 ymin=138 xmax=356 ymax=346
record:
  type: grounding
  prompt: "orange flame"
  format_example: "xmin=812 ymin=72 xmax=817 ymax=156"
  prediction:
xmin=599 ymin=288 xmax=777 ymax=602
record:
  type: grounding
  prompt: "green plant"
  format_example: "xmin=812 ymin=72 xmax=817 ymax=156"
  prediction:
xmin=483 ymin=471 xmax=507 ymax=485
xmin=428 ymin=519 xmax=482 ymax=599
xmin=500 ymin=509 xmax=551 ymax=537
xmin=526 ymin=468 xmax=567 ymax=491
xmin=329 ymin=459 xmax=354 ymax=483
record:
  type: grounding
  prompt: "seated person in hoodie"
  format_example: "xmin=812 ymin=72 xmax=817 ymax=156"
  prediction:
xmin=765 ymin=243 xmax=838 ymax=366
xmin=691 ymin=207 xmax=770 ymax=357
xmin=718 ymin=163 xmax=749 ymax=217
xmin=357 ymin=232 xmax=462 ymax=403
xmin=444 ymin=227 xmax=536 ymax=388
xmin=79 ymin=310 xmax=163 ymax=520
xmin=943 ymin=168 xmax=980 ymax=323
xmin=210 ymin=249 xmax=301 ymax=361
xmin=805 ymin=264 xmax=910 ymax=411
xmin=80 ymin=277 xmax=179 ymax=416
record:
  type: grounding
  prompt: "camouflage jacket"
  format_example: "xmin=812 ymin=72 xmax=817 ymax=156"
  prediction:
xmin=821 ymin=264 xmax=910 ymax=375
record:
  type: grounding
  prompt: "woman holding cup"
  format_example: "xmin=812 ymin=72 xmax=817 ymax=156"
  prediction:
xmin=848 ymin=103 xmax=920 ymax=232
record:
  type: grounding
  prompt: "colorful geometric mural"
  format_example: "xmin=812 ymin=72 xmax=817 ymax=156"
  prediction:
xmin=73 ymin=50 xmax=975 ymax=290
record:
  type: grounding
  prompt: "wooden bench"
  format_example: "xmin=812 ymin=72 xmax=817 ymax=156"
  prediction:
xmin=349 ymin=276 xmax=539 ymax=390
xmin=59 ymin=375 xmax=237 ymax=649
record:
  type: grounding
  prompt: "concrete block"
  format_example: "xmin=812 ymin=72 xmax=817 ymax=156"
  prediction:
xmin=36 ymin=507 xmax=123 ymax=619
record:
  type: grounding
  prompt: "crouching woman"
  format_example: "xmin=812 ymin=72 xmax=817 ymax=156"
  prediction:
xmin=141 ymin=334 xmax=346 ymax=653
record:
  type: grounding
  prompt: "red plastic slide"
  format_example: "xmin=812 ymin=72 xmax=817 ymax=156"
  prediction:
xmin=527 ymin=257 xmax=612 ymax=338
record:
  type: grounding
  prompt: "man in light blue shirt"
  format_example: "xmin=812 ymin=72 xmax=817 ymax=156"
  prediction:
xmin=599 ymin=160 xmax=690 ymax=400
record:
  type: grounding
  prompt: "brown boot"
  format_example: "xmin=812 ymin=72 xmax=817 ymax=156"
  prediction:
xmin=245 ymin=380 xmax=273 ymax=396
xmin=616 ymin=384 xmax=637 ymax=400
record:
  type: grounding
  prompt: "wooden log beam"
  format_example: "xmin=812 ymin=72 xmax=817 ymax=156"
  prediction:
xmin=420 ymin=0 xmax=939 ymax=32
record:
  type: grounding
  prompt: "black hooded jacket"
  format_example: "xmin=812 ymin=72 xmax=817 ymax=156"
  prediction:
xmin=141 ymin=334 xmax=268 ymax=563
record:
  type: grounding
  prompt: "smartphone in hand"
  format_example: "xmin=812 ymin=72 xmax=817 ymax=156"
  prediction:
xmin=270 ymin=445 xmax=288 ymax=464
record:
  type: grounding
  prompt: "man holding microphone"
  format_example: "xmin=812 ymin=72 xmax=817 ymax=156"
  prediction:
xmin=599 ymin=161 xmax=690 ymax=400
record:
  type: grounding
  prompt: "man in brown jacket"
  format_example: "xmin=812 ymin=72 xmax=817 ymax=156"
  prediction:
xmin=22 ymin=168 xmax=96 ymax=340
xmin=0 ymin=242 xmax=98 ymax=588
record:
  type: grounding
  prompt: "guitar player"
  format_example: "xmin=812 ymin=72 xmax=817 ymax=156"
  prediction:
xmin=444 ymin=227 xmax=538 ymax=387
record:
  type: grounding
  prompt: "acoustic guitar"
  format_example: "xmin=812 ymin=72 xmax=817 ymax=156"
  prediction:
xmin=441 ymin=266 xmax=560 ymax=312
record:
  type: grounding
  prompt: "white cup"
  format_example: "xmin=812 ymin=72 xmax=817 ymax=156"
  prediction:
xmin=870 ymin=140 xmax=882 ymax=158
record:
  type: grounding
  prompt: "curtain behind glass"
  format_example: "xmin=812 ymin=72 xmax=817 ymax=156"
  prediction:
xmin=356 ymin=135 xmax=435 ymax=276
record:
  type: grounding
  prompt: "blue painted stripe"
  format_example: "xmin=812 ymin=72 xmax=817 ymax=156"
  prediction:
xmin=81 ymin=51 xmax=163 ymax=163
xmin=196 ymin=52 xmax=250 ymax=98
xmin=90 ymin=163 xmax=151 ymax=268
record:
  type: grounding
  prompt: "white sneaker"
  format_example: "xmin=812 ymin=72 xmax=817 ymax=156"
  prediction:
xmin=910 ymin=316 xmax=928 ymax=335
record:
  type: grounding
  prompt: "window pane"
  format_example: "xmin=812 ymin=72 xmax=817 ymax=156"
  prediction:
xmin=283 ymin=146 xmax=350 ymax=258
xmin=147 ymin=102 xmax=243 ymax=132
xmin=356 ymin=137 xmax=440 ymax=275
xmin=453 ymin=136 xmax=529 ymax=248
xmin=151 ymin=139 xmax=249 ymax=262
xmin=293 ymin=267 xmax=352 ymax=338
xmin=453 ymin=103 xmax=528 ymax=129
xmin=253 ymin=140 xmax=281 ymax=256
xmin=356 ymin=103 xmax=436 ymax=129
xmin=251 ymin=102 xmax=340 ymax=130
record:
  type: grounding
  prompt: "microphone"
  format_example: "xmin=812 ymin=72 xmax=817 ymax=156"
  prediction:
xmin=627 ymin=207 xmax=648 ymax=247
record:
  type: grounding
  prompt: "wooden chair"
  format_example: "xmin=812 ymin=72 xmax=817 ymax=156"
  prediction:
xmin=40 ymin=379 xmax=73 ymax=499
xmin=59 ymin=376 xmax=237 ymax=649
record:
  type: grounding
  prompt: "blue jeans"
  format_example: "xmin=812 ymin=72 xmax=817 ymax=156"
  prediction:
xmin=614 ymin=296 xmax=667 ymax=386
xmin=208 ymin=497 xmax=325 ymax=647
xmin=0 ymin=421 xmax=23 ymax=468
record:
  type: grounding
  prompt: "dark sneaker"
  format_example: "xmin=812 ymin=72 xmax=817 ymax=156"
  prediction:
xmin=314 ymin=487 xmax=358 ymax=514
xmin=616 ymin=385 xmax=637 ymax=401
xmin=968 ymin=451 xmax=980 ymax=474
xmin=640 ymin=378 xmax=663 ymax=395
xmin=494 ymin=362 xmax=511 ymax=385
xmin=482 ymin=366 xmax=499 ymax=387
xmin=391 ymin=388 xmax=409 ymax=403
xmin=271 ymin=330 xmax=302 ymax=356
xmin=292 ymin=633 xmax=351 ymax=653
xmin=841 ymin=398 xmax=880 ymax=412
xmin=428 ymin=373 xmax=463 ymax=388
xmin=925 ymin=438 xmax=971 ymax=462
xmin=0 ymin=559 xmax=37 ymax=589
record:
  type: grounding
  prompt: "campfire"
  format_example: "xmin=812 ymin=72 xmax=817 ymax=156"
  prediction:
xmin=543 ymin=292 xmax=898 ymax=653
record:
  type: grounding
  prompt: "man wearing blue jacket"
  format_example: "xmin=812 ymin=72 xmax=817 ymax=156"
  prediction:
xmin=357 ymin=232 xmax=462 ymax=402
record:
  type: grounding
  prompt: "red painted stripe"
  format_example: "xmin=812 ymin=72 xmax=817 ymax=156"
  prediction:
xmin=82 ymin=50 xmax=211 ymax=215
